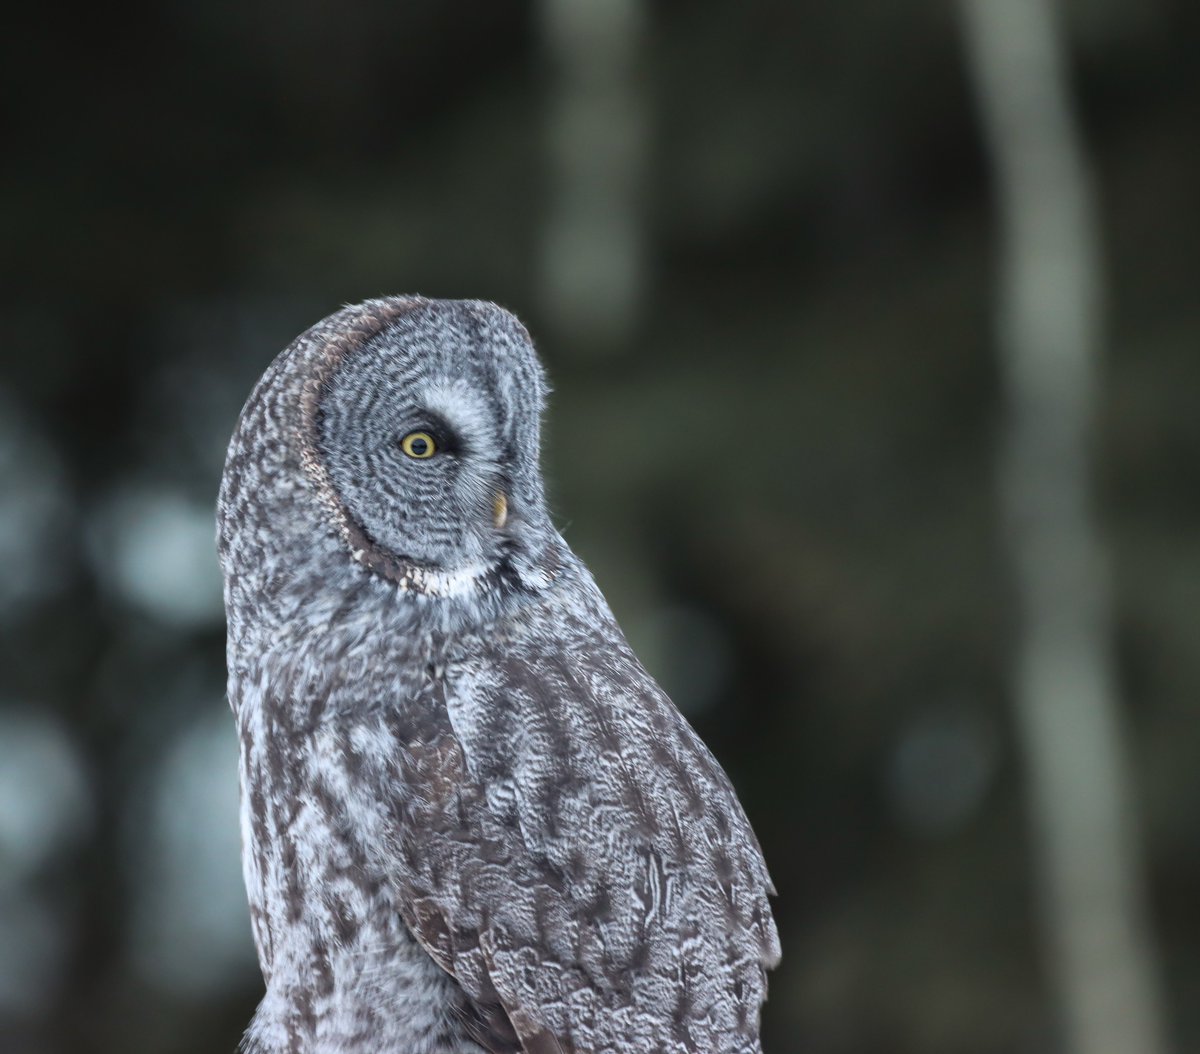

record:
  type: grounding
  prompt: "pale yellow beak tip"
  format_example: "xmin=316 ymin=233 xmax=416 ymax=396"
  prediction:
xmin=493 ymin=491 xmax=509 ymax=529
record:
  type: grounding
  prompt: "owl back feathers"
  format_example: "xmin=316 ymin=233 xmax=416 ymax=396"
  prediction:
xmin=346 ymin=555 xmax=779 ymax=1054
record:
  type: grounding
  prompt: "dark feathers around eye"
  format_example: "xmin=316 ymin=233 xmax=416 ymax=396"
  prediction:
xmin=398 ymin=412 xmax=464 ymax=457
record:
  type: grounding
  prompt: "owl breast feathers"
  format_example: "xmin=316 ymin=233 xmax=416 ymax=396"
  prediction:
xmin=217 ymin=297 xmax=780 ymax=1054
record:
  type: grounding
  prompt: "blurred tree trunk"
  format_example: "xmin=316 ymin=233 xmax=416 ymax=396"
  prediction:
xmin=956 ymin=2 xmax=1170 ymax=1053
xmin=537 ymin=0 xmax=647 ymax=355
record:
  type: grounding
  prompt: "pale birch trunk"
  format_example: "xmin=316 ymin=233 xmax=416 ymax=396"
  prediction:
xmin=956 ymin=2 xmax=1170 ymax=1052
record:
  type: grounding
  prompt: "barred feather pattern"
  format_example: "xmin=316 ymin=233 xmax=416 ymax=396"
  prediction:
xmin=218 ymin=297 xmax=780 ymax=1054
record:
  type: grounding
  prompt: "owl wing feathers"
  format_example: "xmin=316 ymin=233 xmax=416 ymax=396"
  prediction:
xmin=375 ymin=580 xmax=780 ymax=1054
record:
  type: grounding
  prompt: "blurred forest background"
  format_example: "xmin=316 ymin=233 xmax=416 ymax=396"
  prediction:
xmin=1 ymin=2 xmax=1197 ymax=1053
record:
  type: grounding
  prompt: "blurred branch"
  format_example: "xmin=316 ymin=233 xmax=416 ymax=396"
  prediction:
xmin=956 ymin=1 xmax=1170 ymax=1053
xmin=537 ymin=0 xmax=647 ymax=354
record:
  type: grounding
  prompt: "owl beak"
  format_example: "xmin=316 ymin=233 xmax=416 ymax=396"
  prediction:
xmin=492 ymin=491 xmax=509 ymax=530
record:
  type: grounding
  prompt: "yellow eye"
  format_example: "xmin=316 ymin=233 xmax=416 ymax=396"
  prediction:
xmin=400 ymin=431 xmax=437 ymax=459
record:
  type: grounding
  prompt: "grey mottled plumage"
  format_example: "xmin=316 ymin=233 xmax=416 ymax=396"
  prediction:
xmin=217 ymin=297 xmax=780 ymax=1054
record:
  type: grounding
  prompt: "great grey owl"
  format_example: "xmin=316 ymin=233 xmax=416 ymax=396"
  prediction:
xmin=217 ymin=297 xmax=780 ymax=1054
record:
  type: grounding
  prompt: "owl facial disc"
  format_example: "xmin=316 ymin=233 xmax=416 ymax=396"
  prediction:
xmin=296 ymin=297 xmax=554 ymax=595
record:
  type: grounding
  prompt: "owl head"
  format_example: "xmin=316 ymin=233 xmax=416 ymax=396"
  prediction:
xmin=219 ymin=297 xmax=560 ymax=629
